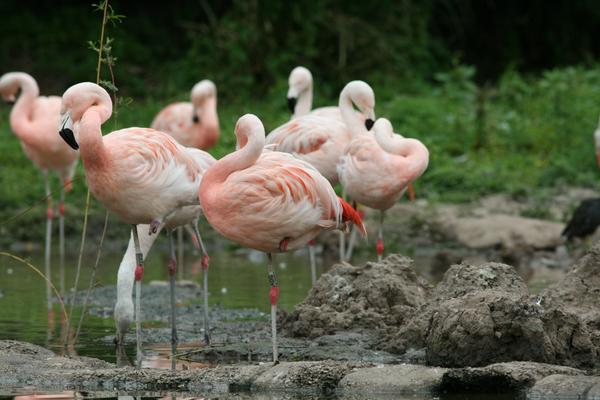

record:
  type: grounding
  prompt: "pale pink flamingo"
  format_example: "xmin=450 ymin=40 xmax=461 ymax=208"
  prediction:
xmin=268 ymin=80 xmax=375 ymax=266
xmin=58 ymin=82 xmax=205 ymax=368
xmin=0 ymin=72 xmax=79 ymax=311
xmin=114 ymin=147 xmax=215 ymax=370
xmin=199 ymin=114 xmax=365 ymax=363
xmin=287 ymin=66 xmax=339 ymax=119
xmin=151 ymin=80 xmax=220 ymax=150
xmin=338 ymin=117 xmax=429 ymax=261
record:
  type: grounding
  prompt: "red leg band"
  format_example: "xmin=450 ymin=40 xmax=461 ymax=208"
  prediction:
xmin=201 ymin=254 xmax=210 ymax=270
xmin=269 ymin=285 xmax=280 ymax=306
xmin=376 ymin=239 xmax=384 ymax=256
xmin=135 ymin=265 xmax=144 ymax=281
xmin=168 ymin=259 xmax=177 ymax=276
xmin=46 ymin=207 xmax=53 ymax=220
xmin=59 ymin=202 xmax=65 ymax=216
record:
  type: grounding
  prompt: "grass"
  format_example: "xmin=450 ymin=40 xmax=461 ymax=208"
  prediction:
xmin=1 ymin=64 xmax=600 ymax=245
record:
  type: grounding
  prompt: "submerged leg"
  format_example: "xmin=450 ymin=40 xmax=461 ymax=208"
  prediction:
xmin=376 ymin=210 xmax=385 ymax=262
xmin=308 ymin=239 xmax=317 ymax=285
xmin=168 ymin=230 xmax=178 ymax=370
xmin=132 ymin=225 xmax=144 ymax=368
xmin=267 ymin=253 xmax=279 ymax=364
xmin=44 ymin=172 xmax=53 ymax=316
xmin=59 ymin=186 xmax=66 ymax=297
xmin=192 ymin=220 xmax=211 ymax=346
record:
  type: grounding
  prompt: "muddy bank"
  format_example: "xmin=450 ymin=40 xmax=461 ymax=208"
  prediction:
xmin=1 ymin=340 xmax=592 ymax=397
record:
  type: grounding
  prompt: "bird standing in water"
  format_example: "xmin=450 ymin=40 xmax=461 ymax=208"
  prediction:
xmin=199 ymin=114 xmax=365 ymax=363
xmin=58 ymin=82 xmax=204 ymax=368
xmin=0 ymin=72 xmax=79 ymax=313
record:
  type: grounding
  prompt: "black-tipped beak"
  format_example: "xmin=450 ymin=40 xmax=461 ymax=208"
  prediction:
xmin=287 ymin=97 xmax=297 ymax=113
xmin=59 ymin=128 xmax=79 ymax=150
xmin=365 ymin=118 xmax=375 ymax=131
xmin=192 ymin=113 xmax=200 ymax=123
xmin=4 ymin=99 xmax=14 ymax=106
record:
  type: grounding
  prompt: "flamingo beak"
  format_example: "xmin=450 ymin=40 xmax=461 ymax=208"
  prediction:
xmin=365 ymin=118 xmax=375 ymax=131
xmin=3 ymin=94 xmax=15 ymax=105
xmin=192 ymin=113 xmax=200 ymax=123
xmin=287 ymin=97 xmax=297 ymax=113
xmin=59 ymin=113 xmax=79 ymax=150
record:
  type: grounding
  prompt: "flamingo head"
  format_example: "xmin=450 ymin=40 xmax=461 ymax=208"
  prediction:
xmin=341 ymin=80 xmax=376 ymax=131
xmin=287 ymin=66 xmax=312 ymax=113
xmin=234 ymin=114 xmax=265 ymax=150
xmin=191 ymin=79 xmax=217 ymax=124
xmin=0 ymin=73 xmax=21 ymax=105
xmin=59 ymin=82 xmax=112 ymax=150
xmin=373 ymin=118 xmax=395 ymax=139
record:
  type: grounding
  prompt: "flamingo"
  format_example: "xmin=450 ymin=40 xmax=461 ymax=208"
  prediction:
xmin=114 ymin=147 xmax=214 ymax=370
xmin=338 ymin=117 xmax=429 ymax=261
xmin=286 ymin=66 xmax=339 ymax=119
xmin=268 ymin=80 xmax=375 ymax=266
xmin=150 ymin=80 xmax=220 ymax=150
xmin=58 ymin=82 xmax=204 ymax=368
xmin=198 ymin=114 xmax=365 ymax=363
xmin=0 ymin=72 xmax=79 ymax=311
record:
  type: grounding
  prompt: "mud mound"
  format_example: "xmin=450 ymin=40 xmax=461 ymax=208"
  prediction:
xmin=382 ymin=262 xmax=598 ymax=369
xmin=540 ymin=244 xmax=600 ymax=327
xmin=283 ymin=254 xmax=431 ymax=338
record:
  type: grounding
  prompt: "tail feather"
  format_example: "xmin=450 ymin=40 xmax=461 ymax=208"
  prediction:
xmin=338 ymin=197 xmax=367 ymax=237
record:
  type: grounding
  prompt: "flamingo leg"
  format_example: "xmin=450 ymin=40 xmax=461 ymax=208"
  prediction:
xmin=339 ymin=190 xmax=347 ymax=261
xmin=168 ymin=230 xmax=178 ymax=370
xmin=44 ymin=172 xmax=53 ymax=316
xmin=267 ymin=253 xmax=279 ymax=364
xmin=344 ymin=201 xmax=360 ymax=262
xmin=308 ymin=239 xmax=317 ymax=285
xmin=376 ymin=210 xmax=385 ymax=262
xmin=131 ymin=225 xmax=144 ymax=369
xmin=192 ymin=220 xmax=211 ymax=346
xmin=59 ymin=186 xmax=65 ymax=297
xmin=407 ymin=182 xmax=416 ymax=201
xmin=177 ymin=226 xmax=184 ymax=281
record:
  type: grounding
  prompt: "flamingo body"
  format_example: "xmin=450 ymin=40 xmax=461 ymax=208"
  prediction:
xmin=151 ymin=80 xmax=219 ymax=150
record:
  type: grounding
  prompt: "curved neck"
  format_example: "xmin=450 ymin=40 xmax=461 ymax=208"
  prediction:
xmin=79 ymin=107 xmax=108 ymax=167
xmin=339 ymin=88 xmax=365 ymax=137
xmin=203 ymin=126 xmax=263 ymax=185
xmin=9 ymin=74 xmax=40 ymax=141
xmin=294 ymin=86 xmax=313 ymax=118
xmin=376 ymin=132 xmax=429 ymax=178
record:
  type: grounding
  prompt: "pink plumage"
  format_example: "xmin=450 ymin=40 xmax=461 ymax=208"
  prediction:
xmin=200 ymin=114 xmax=364 ymax=253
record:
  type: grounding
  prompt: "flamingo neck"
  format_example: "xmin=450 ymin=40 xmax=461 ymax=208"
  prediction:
xmin=376 ymin=132 xmax=430 ymax=180
xmin=9 ymin=74 xmax=39 ymax=141
xmin=203 ymin=127 xmax=263 ymax=185
xmin=294 ymin=86 xmax=313 ymax=118
xmin=196 ymin=97 xmax=219 ymax=149
xmin=339 ymin=89 xmax=365 ymax=138
xmin=79 ymin=107 xmax=108 ymax=168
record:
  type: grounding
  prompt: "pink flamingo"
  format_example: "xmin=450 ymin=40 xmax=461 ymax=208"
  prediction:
xmin=199 ymin=114 xmax=365 ymax=363
xmin=287 ymin=66 xmax=340 ymax=119
xmin=58 ymin=82 xmax=204 ymax=368
xmin=338 ymin=118 xmax=429 ymax=261
xmin=151 ymin=80 xmax=220 ymax=150
xmin=0 ymin=72 xmax=78 ymax=310
xmin=114 ymin=147 xmax=215 ymax=370
xmin=268 ymin=80 xmax=375 ymax=266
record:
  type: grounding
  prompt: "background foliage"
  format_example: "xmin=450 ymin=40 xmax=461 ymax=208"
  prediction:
xmin=1 ymin=0 xmax=600 ymax=243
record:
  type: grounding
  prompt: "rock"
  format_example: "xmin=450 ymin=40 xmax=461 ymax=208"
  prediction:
xmin=283 ymin=254 xmax=431 ymax=338
xmin=441 ymin=361 xmax=585 ymax=392
xmin=252 ymin=361 xmax=365 ymax=394
xmin=337 ymin=364 xmax=447 ymax=394
xmin=381 ymin=262 xmax=599 ymax=369
xmin=437 ymin=214 xmax=563 ymax=251
xmin=528 ymin=374 xmax=600 ymax=398
xmin=541 ymin=244 xmax=600 ymax=328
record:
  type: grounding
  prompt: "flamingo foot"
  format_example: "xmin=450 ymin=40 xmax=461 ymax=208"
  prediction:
xmin=278 ymin=237 xmax=290 ymax=252
xmin=149 ymin=220 xmax=161 ymax=235
xmin=168 ymin=259 xmax=177 ymax=276
xmin=201 ymin=254 xmax=210 ymax=270
xmin=135 ymin=265 xmax=144 ymax=281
